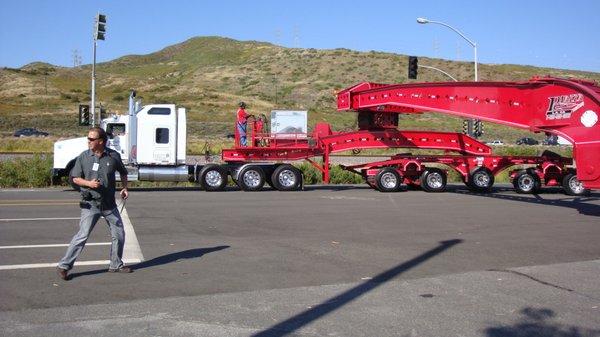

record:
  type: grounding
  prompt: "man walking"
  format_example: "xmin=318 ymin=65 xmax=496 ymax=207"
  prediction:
xmin=57 ymin=127 xmax=131 ymax=280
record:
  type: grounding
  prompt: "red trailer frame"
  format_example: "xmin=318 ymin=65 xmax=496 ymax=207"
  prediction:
xmin=219 ymin=77 xmax=599 ymax=193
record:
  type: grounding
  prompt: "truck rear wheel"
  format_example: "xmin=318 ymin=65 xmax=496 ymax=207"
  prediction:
xmin=467 ymin=167 xmax=494 ymax=193
xmin=420 ymin=168 xmax=447 ymax=193
xmin=199 ymin=164 xmax=227 ymax=191
xmin=375 ymin=167 xmax=402 ymax=192
xmin=271 ymin=164 xmax=302 ymax=191
xmin=513 ymin=170 xmax=541 ymax=194
xmin=562 ymin=173 xmax=589 ymax=196
xmin=238 ymin=166 xmax=266 ymax=191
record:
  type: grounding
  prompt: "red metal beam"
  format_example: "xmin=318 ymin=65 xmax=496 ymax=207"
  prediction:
xmin=338 ymin=77 xmax=600 ymax=189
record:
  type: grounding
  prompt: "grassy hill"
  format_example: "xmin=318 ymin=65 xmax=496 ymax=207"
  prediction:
xmin=1 ymin=36 xmax=599 ymax=152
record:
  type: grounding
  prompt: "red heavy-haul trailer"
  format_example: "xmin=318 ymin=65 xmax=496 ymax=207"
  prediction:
xmin=210 ymin=77 xmax=599 ymax=195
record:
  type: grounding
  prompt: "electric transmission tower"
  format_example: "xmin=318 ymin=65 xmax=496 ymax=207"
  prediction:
xmin=72 ymin=49 xmax=82 ymax=68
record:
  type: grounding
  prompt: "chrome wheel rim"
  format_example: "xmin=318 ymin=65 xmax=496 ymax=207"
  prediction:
xmin=473 ymin=172 xmax=490 ymax=187
xmin=380 ymin=172 xmax=398 ymax=189
xmin=569 ymin=176 xmax=584 ymax=194
xmin=243 ymin=170 xmax=261 ymax=188
xmin=278 ymin=169 xmax=296 ymax=187
xmin=518 ymin=175 xmax=534 ymax=191
xmin=426 ymin=172 xmax=443 ymax=189
xmin=205 ymin=170 xmax=223 ymax=187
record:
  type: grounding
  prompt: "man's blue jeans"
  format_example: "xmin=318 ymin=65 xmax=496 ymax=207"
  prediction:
xmin=58 ymin=205 xmax=125 ymax=271
xmin=237 ymin=122 xmax=247 ymax=146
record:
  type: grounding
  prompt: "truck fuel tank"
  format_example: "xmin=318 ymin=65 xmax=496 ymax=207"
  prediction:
xmin=138 ymin=165 xmax=190 ymax=182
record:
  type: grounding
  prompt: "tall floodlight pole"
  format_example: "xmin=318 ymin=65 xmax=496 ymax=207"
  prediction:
xmin=417 ymin=17 xmax=481 ymax=137
xmin=91 ymin=13 xmax=106 ymax=127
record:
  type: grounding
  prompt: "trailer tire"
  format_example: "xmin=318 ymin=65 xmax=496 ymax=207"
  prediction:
xmin=199 ymin=164 xmax=227 ymax=191
xmin=238 ymin=166 xmax=266 ymax=191
xmin=513 ymin=170 xmax=541 ymax=194
xmin=271 ymin=164 xmax=302 ymax=191
xmin=375 ymin=167 xmax=402 ymax=192
xmin=562 ymin=172 xmax=589 ymax=196
xmin=467 ymin=167 xmax=494 ymax=193
xmin=420 ymin=168 xmax=447 ymax=193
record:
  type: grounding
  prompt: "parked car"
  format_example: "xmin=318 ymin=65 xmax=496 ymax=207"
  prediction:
xmin=486 ymin=140 xmax=504 ymax=146
xmin=516 ymin=137 xmax=539 ymax=145
xmin=542 ymin=136 xmax=558 ymax=146
xmin=13 ymin=128 xmax=49 ymax=137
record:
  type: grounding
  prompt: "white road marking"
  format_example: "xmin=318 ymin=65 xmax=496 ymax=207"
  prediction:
xmin=0 ymin=243 xmax=110 ymax=249
xmin=0 ymin=200 xmax=144 ymax=270
xmin=119 ymin=201 xmax=145 ymax=263
xmin=0 ymin=203 xmax=78 ymax=206
xmin=0 ymin=217 xmax=80 ymax=222
xmin=0 ymin=259 xmax=143 ymax=271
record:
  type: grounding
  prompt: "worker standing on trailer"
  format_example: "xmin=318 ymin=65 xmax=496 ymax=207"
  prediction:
xmin=237 ymin=101 xmax=249 ymax=146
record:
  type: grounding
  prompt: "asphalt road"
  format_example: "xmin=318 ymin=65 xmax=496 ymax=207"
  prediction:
xmin=1 ymin=185 xmax=599 ymax=336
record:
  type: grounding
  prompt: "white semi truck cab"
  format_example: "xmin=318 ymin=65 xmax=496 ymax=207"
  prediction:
xmin=52 ymin=91 xmax=190 ymax=183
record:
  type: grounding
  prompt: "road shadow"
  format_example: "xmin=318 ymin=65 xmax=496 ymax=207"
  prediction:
xmin=446 ymin=185 xmax=600 ymax=217
xmin=485 ymin=307 xmax=600 ymax=337
xmin=133 ymin=245 xmax=230 ymax=270
xmin=302 ymin=184 xmax=372 ymax=192
xmin=119 ymin=184 xmax=372 ymax=193
xmin=68 ymin=245 xmax=229 ymax=279
xmin=252 ymin=239 xmax=462 ymax=337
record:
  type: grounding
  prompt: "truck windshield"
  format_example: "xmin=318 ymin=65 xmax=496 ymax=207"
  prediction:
xmin=106 ymin=123 xmax=126 ymax=137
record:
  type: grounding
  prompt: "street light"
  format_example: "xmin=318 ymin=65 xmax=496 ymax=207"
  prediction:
xmin=416 ymin=17 xmax=477 ymax=81
xmin=417 ymin=17 xmax=481 ymax=137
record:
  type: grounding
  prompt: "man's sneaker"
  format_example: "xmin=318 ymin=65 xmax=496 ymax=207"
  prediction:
xmin=108 ymin=266 xmax=132 ymax=273
xmin=56 ymin=267 xmax=69 ymax=281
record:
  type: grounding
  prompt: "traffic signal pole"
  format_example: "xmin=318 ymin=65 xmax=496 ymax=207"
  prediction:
xmin=91 ymin=39 xmax=97 ymax=126
xmin=90 ymin=13 xmax=106 ymax=127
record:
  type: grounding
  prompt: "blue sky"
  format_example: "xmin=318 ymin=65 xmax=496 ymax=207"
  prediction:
xmin=1 ymin=0 xmax=599 ymax=72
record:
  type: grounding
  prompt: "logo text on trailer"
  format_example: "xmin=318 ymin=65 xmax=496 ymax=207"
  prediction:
xmin=546 ymin=94 xmax=584 ymax=120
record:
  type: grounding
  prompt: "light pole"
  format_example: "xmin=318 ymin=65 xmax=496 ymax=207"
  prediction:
xmin=417 ymin=17 xmax=480 ymax=137
xmin=416 ymin=18 xmax=477 ymax=81
xmin=419 ymin=65 xmax=457 ymax=82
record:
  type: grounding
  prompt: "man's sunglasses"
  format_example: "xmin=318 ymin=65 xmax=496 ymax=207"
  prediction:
xmin=87 ymin=137 xmax=100 ymax=142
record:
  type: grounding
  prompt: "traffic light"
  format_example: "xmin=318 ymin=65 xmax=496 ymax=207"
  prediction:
xmin=474 ymin=120 xmax=484 ymax=138
xmin=95 ymin=14 xmax=106 ymax=40
xmin=408 ymin=56 xmax=418 ymax=79
xmin=462 ymin=119 xmax=470 ymax=135
xmin=79 ymin=104 xmax=90 ymax=126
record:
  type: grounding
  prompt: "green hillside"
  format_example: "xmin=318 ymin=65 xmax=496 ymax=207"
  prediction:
xmin=1 ymin=36 xmax=599 ymax=150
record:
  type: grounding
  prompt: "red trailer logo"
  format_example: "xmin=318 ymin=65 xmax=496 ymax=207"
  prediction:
xmin=546 ymin=94 xmax=583 ymax=120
